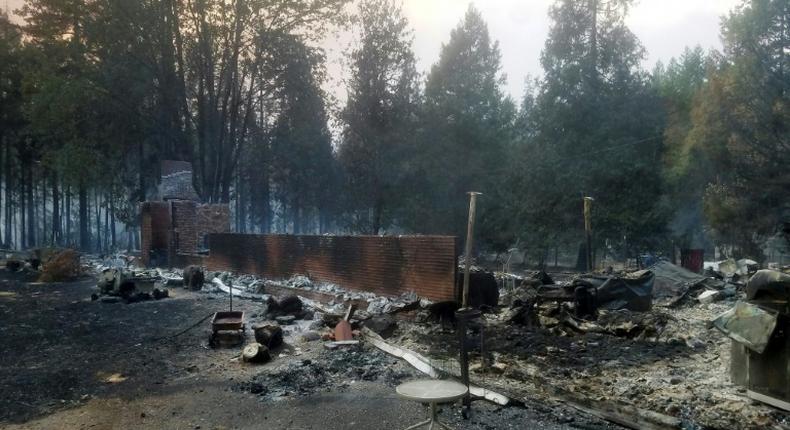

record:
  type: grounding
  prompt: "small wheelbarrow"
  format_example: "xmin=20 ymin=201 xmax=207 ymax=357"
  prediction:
xmin=211 ymin=311 xmax=245 ymax=333
xmin=210 ymin=311 xmax=245 ymax=348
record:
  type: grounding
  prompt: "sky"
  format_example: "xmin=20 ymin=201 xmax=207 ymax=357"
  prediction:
xmin=5 ymin=0 xmax=743 ymax=101
xmin=324 ymin=0 xmax=742 ymax=102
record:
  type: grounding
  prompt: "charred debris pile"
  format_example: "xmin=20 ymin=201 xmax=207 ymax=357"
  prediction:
xmin=78 ymin=254 xmax=790 ymax=430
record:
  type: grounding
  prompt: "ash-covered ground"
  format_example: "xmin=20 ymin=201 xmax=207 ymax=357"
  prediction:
xmin=0 ymin=267 xmax=625 ymax=430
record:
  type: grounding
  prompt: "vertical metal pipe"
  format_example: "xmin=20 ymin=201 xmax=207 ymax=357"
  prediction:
xmin=583 ymin=196 xmax=593 ymax=272
xmin=457 ymin=314 xmax=470 ymax=411
xmin=462 ymin=192 xmax=481 ymax=308
xmin=459 ymin=192 xmax=481 ymax=418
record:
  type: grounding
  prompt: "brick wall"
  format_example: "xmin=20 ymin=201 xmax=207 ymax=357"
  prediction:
xmin=204 ymin=234 xmax=458 ymax=302
xmin=173 ymin=253 xmax=206 ymax=268
xmin=171 ymin=201 xmax=198 ymax=254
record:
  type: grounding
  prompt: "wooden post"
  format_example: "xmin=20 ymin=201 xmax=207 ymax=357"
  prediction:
xmin=462 ymin=192 xmax=482 ymax=309
xmin=583 ymin=196 xmax=593 ymax=272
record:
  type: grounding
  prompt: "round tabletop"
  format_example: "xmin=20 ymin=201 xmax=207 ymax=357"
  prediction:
xmin=396 ymin=379 xmax=468 ymax=403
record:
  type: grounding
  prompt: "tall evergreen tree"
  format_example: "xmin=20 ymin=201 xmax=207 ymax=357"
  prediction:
xmin=0 ymin=10 xmax=25 ymax=247
xmin=339 ymin=0 xmax=420 ymax=234
xmin=691 ymin=0 xmax=790 ymax=257
xmin=416 ymin=5 xmax=515 ymax=239
xmin=525 ymin=0 xmax=667 ymax=261
xmin=267 ymin=33 xmax=335 ymax=234
xmin=653 ymin=47 xmax=716 ymax=249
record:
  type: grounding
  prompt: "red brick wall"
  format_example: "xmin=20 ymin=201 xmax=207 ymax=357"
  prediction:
xmin=204 ymin=234 xmax=458 ymax=302
xmin=173 ymin=253 xmax=206 ymax=268
xmin=171 ymin=201 xmax=198 ymax=253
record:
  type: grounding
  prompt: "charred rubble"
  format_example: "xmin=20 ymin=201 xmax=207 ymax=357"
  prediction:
xmin=68 ymin=252 xmax=790 ymax=429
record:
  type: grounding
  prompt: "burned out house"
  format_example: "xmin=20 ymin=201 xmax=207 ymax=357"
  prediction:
xmin=139 ymin=161 xmax=462 ymax=302
xmin=140 ymin=161 xmax=231 ymax=267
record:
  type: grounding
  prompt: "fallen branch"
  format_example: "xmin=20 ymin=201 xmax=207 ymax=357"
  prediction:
xmin=210 ymin=277 xmax=264 ymax=300
xmin=156 ymin=268 xmax=184 ymax=286
xmin=360 ymin=327 xmax=510 ymax=406
xmin=361 ymin=327 xmax=680 ymax=429
xmin=300 ymin=297 xmax=344 ymax=317
xmin=551 ymin=389 xmax=681 ymax=430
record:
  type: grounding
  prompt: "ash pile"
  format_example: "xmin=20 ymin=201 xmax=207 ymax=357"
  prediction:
xmin=384 ymin=260 xmax=790 ymax=430
xmin=236 ymin=344 xmax=418 ymax=400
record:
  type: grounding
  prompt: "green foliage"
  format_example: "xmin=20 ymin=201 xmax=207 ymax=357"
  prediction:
xmin=338 ymin=0 xmax=420 ymax=234
xmin=652 ymin=46 xmax=718 ymax=249
xmin=412 ymin=5 xmax=516 ymax=242
xmin=267 ymin=33 xmax=335 ymax=233
xmin=689 ymin=0 xmax=790 ymax=257
xmin=513 ymin=0 xmax=668 ymax=260
xmin=1 ymin=0 xmax=788 ymax=262
xmin=0 ymin=11 xmax=26 ymax=137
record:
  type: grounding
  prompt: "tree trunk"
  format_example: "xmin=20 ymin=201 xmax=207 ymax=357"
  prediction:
xmin=110 ymin=200 xmax=116 ymax=250
xmin=104 ymin=195 xmax=109 ymax=251
xmin=26 ymin=168 xmax=33 ymax=247
xmin=66 ymin=185 xmax=71 ymax=246
xmin=372 ymin=197 xmax=383 ymax=235
xmin=234 ymin=171 xmax=241 ymax=232
xmin=19 ymin=168 xmax=26 ymax=248
xmin=262 ymin=170 xmax=271 ymax=234
xmin=238 ymin=174 xmax=247 ymax=233
xmin=0 ymin=132 xmax=3 ymax=246
xmin=40 ymin=173 xmax=46 ymax=246
xmin=4 ymin=141 xmax=14 ymax=248
xmin=94 ymin=191 xmax=102 ymax=253
xmin=79 ymin=180 xmax=89 ymax=251
xmin=52 ymin=173 xmax=60 ymax=245
xmin=294 ymin=198 xmax=302 ymax=235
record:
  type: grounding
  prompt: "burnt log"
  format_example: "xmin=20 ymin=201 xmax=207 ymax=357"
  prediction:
xmin=362 ymin=315 xmax=397 ymax=339
xmin=456 ymin=271 xmax=499 ymax=308
xmin=253 ymin=324 xmax=283 ymax=349
xmin=183 ymin=265 xmax=205 ymax=290
xmin=242 ymin=343 xmax=271 ymax=363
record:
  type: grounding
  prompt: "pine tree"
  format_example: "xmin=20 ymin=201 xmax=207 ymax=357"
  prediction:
xmin=691 ymin=0 xmax=790 ymax=257
xmin=267 ymin=33 xmax=334 ymax=234
xmin=526 ymin=0 xmax=667 ymax=260
xmin=416 ymin=5 xmax=515 ymax=239
xmin=339 ymin=0 xmax=420 ymax=234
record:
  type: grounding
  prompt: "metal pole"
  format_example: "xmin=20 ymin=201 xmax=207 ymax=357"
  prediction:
xmin=583 ymin=196 xmax=593 ymax=272
xmin=462 ymin=192 xmax=481 ymax=309
xmin=458 ymin=191 xmax=481 ymax=419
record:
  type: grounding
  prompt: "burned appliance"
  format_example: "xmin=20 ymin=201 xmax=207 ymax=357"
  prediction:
xmin=713 ymin=269 xmax=790 ymax=411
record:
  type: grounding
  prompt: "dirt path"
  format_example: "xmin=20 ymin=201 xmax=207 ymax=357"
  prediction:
xmin=0 ymin=271 xmax=621 ymax=430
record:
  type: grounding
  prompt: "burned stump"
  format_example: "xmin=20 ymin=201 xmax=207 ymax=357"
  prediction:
xmin=183 ymin=265 xmax=204 ymax=290
xmin=253 ymin=324 xmax=283 ymax=349
xmin=456 ymin=271 xmax=499 ymax=308
xmin=242 ymin=343 xmax=271 ymax=363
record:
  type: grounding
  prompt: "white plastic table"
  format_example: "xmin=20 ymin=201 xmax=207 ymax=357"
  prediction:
xmin=396 ymin=379 xmax=468 ymax=430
